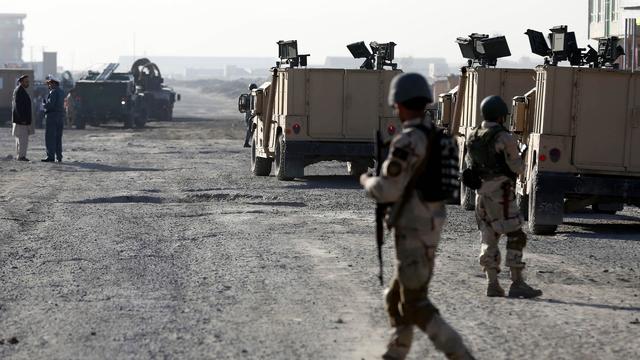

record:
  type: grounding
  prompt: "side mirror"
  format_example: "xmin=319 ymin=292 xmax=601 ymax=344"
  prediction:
xmin=511 ymin=96 xmax=527 ymax=133
xmin=238 ymin=93 xmax=250 ymax=114
xmin=176 ymin=94 xmax=181 ymax=102
xmin=437 ymin=93 xmax=453 ymax=126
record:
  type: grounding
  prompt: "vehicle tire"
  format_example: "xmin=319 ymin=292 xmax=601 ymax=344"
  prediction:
xmin=347 ymin=160 xmax=370 ymax=177
xmin=75 ymin=115 xmax=86 ymax=130
xmin=134 ymin=114 xmax=147 ymax=128
xmin=275 ymin=133 xmax=295 ymax=181
xmin=251 ymin=137 xmax=272 ymax=176
xmin=461 ymin=185 xmax=476 ymax=211
xmin=460 ymin=158 xmax=476 ymax=210
xmin=528 ymin=168 xmax=560 ymax=235
xmin=517 ymin=193 xmax=529 ymax=221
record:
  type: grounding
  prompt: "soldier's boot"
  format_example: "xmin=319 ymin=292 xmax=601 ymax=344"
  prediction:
xmin=508 ymin=267 xmax=543 ymax=299
xmin=485 ymin=269 xmax=505 ymax=297
xmin=446 ymin=349 xmax=477 ymax=360
xmin=382 ymin=325 xmax=413 ymax=360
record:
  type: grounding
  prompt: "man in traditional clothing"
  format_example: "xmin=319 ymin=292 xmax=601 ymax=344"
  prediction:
xmin=12 ymin=75 xmax=34 ymax=161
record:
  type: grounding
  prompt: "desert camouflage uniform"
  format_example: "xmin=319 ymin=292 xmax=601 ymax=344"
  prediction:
xmin=472 ymin=121 xmax=526 ymax=273
xmin=364 ymin=118 xmax=472 ymax=360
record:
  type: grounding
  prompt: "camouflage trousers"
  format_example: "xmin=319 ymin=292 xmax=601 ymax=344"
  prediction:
xmin=383 ymin=224 xmax=468 ymax=360
xmin=476 ymin=179 xmax=527 ymax=272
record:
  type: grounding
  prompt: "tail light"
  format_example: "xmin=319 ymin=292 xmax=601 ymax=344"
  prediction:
xmin=539 ymin=154 xmax=547 ymax=162
xmin=292 ymin=123 xmax=301 ymax=134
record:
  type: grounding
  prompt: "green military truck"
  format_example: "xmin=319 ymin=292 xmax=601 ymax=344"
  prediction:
xmin=130 ymin=58 xmax=179 ymax=122
xmin=74 ymin=63 xmax=146 ymax=129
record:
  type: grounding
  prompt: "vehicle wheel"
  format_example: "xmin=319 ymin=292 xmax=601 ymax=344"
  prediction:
xmin=275 ymin=133 xmax=294 ymax=181
xmin=134 ymin=114 xmax=146 ymax=128
xmin=75 ymin=115 xmax=86 ymax=130
xmin=461 ymin=185 xmax=476 ymax=211
xmin=517 ymin=193 xmax=529 ymax=221
xmin=528 ymin=167 xmax=560 ymax=235
xmin=251 ymin=137 xmax=272 ymax=176
xmin=347 ymin=160 xmax=370 ymax=177
xmin=460 ymin=158 xmax=476 ymax=210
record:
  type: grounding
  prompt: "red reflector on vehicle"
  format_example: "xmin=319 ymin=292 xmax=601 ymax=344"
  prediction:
xmin=292 ymin=123 xmax=301 ymax=134
xmin=285 ymin=128 xmax=292 ymax=135
xmin=387 ymin=124 xmax=396 ymax=135
xmin=539 ymin=154 xmax=547 ymax=162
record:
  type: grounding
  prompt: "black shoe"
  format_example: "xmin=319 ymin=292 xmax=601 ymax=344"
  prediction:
xmin=17 ymin=157 xmax=30 ymax=162
xmin=56 ymin=159 xmax=63 ymax=163
xmin=41 ymin=158 xmax=54 ymax=162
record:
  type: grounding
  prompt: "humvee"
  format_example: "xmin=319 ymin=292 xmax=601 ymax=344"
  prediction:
xmin=512 ymin=66 xmax=640 ymax=234
xmin=247 ymin=40 xmax=401 ymax=180
xmin=510 ymin=26 xmax=640 ymax=234
xmin=0 ymin=69 xmax=35 ymax=126
xmin=437 ymin=33 xmax=536 ymax=209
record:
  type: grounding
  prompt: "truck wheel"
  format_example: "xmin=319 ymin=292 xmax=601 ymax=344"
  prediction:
xmin=75 ymin=115 xmax=86 ymax=130
xmin=517 ymin=193 xmax=529 ymax=221
xmin=275 ymin=134 xmax=295 ymax=181
xmin=460 ymin=158 xmax=476 ymax=210
xmin=251 ymin=137 xmax=272 ymax=176
xmin=528 ymin=169 xmax=561 ymax=235
xmin=347 ymin=161 xmax=370 ymax=177
xmin=134 ymin=114 xmax=146 ymax=128
xmin=461 ymin=185 xmax=476 ymax=211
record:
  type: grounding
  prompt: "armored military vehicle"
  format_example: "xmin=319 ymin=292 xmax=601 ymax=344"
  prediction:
xmin=437 ymin=34 xmax=536 ymax=209
xmin=248 ymin=40 xmax=401 ymax=180
xmin=511 ymin=26 xmax=640 ymax=234
xmin=130 ymin=58 xmax=180 ymax=122
xmin=0 ymin=68 xmax=35 ymax=126
xmin=74 ymin=63 xmax=146 ymax=129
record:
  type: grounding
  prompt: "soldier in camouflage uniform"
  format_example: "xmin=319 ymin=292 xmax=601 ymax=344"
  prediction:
xmin=243 ymin=83 xmax=258 ymax=148
xmin=466 ymin=95 xmax=543 ymax=298
xmin=361 ymin=73 xmax=474 ymax=360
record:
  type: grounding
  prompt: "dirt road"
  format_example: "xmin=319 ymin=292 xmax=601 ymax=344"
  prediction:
xmin=1 ymin=90 xmax=639 ymax=359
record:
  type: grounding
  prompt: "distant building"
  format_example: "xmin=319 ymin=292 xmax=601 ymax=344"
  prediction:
xmin=0 ymin=13 xmax=26 ymax=66
xmin=588 ymin=0 xmax=640 ymax=69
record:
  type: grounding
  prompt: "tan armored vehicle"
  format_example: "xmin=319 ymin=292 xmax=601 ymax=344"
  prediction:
xmin=249 ymin=40 xmax=401 ymax=180
xmin=0 ymin=68 xmax=35 ymax=126
xmin=511 ymin=27 xmax=640 ymax=234
xmin=437 ymin=34 xmax=535 ymax=209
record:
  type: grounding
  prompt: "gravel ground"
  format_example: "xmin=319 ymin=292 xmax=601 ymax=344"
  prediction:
xmin=0 ymin=88 xmax=639 ymax=359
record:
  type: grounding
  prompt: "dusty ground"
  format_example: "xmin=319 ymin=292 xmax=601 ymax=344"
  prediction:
xmin=1 ymin=87 xmax=639 ymax=359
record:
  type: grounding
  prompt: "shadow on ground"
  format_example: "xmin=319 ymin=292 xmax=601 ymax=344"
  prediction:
xmin=284 ymin=175 xmax=361 ymax=190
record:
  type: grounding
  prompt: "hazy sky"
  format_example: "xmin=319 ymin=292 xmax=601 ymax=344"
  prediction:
xmin=2 ymin=0 xmax=589 ymax=70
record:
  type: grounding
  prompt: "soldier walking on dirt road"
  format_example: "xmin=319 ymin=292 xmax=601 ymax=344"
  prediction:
xmin=360 ymin=73 xmax=475 ymax=360
xmin=465 ymin=95 xmax=543 ymax=298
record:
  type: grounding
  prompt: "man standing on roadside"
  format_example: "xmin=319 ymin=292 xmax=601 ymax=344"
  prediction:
xmin=12 ymin=74 xmax=34 ymax=161
xmin=360 ymin=73 xmax=474 ymax=360
xmin=42 ymin=75 xmax=66 ymax=163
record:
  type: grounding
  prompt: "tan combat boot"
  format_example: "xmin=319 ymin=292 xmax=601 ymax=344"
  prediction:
xmin=508 ymin=268 xmax=543 ymax=298
xmin=485 ymin=269 xmax=505 ymax=297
